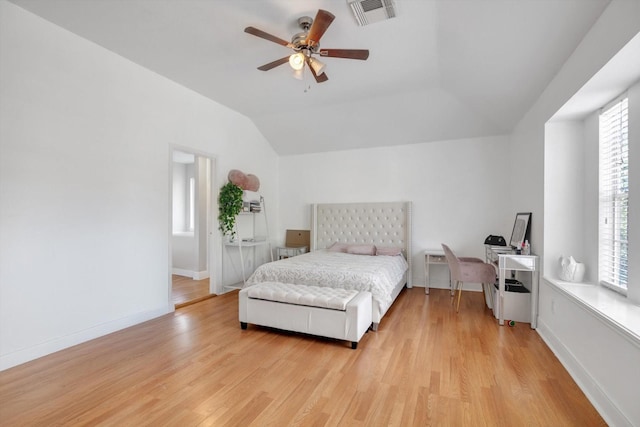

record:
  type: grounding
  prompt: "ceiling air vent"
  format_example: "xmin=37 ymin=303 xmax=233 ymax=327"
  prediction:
xmin=348 ymin=0 xmax=396 ymax=26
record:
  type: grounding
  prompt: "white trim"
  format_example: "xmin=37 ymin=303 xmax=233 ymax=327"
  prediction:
xmin=172 ymin=268 xmax=193 ymax=277
xmin=0 ymin=306 xmax=173 ymax=372
xmin=171 ymin=268 xmax=209 ymax=280
xmin=193 ymin=270 xmax=209 ymax=280
xmin=537 ymin=318 xmax=634 ymax=427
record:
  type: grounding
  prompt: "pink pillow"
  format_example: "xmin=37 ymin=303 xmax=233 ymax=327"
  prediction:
xmin=347 ymin=244 xmax=376 ymax=256
xmin=327 ymin=242 xmax=349 ymax=253
xmin=376 ymin=246 xmax=403 ymax=256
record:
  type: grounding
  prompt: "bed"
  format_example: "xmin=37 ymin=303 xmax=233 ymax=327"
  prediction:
xmin=246 ymin=201 xmax=412 ymax=329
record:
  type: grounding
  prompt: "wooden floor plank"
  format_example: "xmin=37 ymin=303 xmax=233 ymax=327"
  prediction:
xmin=0 ymin=288 xmax=606 ymax=426
xmin=172 ymin=274 xmax=211 ymax=307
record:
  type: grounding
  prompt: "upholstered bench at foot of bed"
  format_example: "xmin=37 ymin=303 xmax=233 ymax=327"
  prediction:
xmin=238 ymin=282 xmax=372 ymax=349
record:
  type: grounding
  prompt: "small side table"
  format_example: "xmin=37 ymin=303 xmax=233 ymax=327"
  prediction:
xmin=424 ymin=249 xmax=452 ymax=295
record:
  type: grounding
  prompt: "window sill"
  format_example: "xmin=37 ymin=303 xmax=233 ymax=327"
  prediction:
xmin=544 ymin=276 xmax=640 ymax=347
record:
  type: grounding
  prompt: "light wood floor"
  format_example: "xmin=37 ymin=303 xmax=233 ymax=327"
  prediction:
xmin=0 ymin=288 xmax=605 ymax=426
xmin=172 ymin=274 xmax=212 ymax=308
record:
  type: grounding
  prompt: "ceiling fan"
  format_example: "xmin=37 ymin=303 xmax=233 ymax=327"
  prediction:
xmin=244 ymin=9 xmax=370 ymax=83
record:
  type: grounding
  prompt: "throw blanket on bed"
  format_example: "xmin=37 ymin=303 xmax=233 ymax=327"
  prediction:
xmin=246 ymin=250 xmax=408 ymax=311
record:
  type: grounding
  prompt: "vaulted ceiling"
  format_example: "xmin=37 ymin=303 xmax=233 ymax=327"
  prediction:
xmin=10 ymin=0 xmax=611 ymax=155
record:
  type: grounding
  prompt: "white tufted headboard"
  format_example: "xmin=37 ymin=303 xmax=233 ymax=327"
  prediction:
xmin=310 ymin=202 xmax=412 ymax=286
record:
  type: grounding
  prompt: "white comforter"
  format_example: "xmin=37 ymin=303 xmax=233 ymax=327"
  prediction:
xmin=246 ymin=250 xmax=408 ymax=311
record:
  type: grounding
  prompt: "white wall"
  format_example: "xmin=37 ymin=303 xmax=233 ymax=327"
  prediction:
xmin=537 ymin=280 xmax=640 ymax=426
xmin=0 ymin=1 xmax=278 ymax=370
xmin=279 ymin=136 xmax=513 ymax=288
xmin=510 ymin=1 xmax=640 ymax=425
xmin=171 ymin=161 xmax=195 ymax=274
xmin=172 ymin=234 xmax=195 ymax=272
xmin=544 ymin=111 xmax=603 ymax=285
xmin=195 ymin=156 xmax=209 ymax=273
xmin=543 ymin=121 xmax=588 ymax=278
xmin=583 ymin=112 xmax=601 ymax=285
xmin=172 ymin=162 xmax=189 ymax=232
xmin=171 ymin=157 xmax=211 ymax=278
xmin=511 ymin=0 xmax=640 ymax=259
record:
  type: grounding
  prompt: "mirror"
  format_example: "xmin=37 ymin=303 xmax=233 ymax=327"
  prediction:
xmin=510 ymin=212 xmax=531 ymax=248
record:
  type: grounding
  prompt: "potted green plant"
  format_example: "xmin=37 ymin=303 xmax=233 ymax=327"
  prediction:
xmin=218 ymin=182 xmax=244 ymax=240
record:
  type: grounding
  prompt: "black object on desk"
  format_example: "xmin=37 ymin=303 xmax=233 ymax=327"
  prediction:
xmin=484 ymin=235 xmax=507 ymax=246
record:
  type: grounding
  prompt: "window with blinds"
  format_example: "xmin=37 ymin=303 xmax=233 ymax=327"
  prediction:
xmin=599 ymin=96 xmax=628 ymax=293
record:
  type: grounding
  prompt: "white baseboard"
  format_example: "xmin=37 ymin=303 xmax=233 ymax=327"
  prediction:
xmin=172 ymin=268 xmax=193 ymax=277
xmin=0 ymin=305 xmax=173 ymax=372
xmin=536 ymin=319 xmax=632 ymax=427
xmin=193 ymin=270 xmax=209 ymax=280
xmin=172 ymin=268 xmax=209 ymax=280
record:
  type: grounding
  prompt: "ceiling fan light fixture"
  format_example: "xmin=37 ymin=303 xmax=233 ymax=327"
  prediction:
xmin=292 ymin=68 xmax=304 ymax=80
xmin=288 ymin=52 xmax=305 ymax=71
xmin=309 ymin=57 xmax=326 ymax=75
xmin=246 ymin=9 xmax=369 ymax=84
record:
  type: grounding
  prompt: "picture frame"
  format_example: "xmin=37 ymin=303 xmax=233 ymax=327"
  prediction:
xmin=509 ymin=212 xmax=531 ymax=248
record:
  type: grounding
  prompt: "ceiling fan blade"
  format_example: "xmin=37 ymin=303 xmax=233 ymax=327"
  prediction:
xmin=306 ymin=57 xmax=328 ymax=83
xmin=257 ymin=56 xmax=290 ymax=71
xmin=319 ymin=49 xmax=370 ymax=60
xmin=305 ymin=9 xmax=335 ymax=47
xmin=244 ymin=26 xmax=292 ymax=47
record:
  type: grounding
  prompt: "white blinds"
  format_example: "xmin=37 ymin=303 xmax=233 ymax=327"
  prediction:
xmin=599 ymin=96 xmax=629 ymax=291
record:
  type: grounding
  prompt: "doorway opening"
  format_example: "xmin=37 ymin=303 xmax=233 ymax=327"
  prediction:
xmin=170 ymin=149 xmax=217 ymax=308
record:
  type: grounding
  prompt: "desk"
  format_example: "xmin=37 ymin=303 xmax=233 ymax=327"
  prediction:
xmin=424 ymin=249 xmax=452 ymax=295
xmin=485 ymin=245 xmax=539 ymax=328
xmin=224 ymin=240 xmax=270 ymax=289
